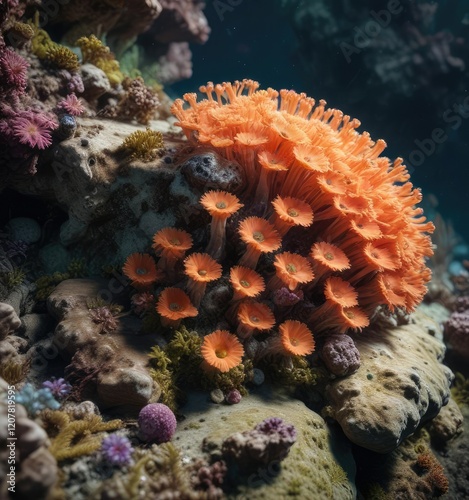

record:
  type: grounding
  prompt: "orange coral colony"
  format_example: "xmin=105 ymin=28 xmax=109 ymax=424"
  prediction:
xmin=166 ymin=80 xmax=433 ymax=336
xmin=156 ymin=287 xmax=198 ymax=327
xmin=201 ymin=330 xmax=244 ymax=372
xmin=123 ymin=253 xmax=160 ymax=289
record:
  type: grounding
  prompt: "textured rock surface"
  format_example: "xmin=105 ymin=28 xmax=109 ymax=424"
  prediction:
xmin=325 ymin=309 xmax=454 ymax=453
xmin=0 ymin=302 xmax=21 ymax=340
xmin=0 ymin=379 xmax=57 ymax=500
xmin=47 ymin=279 xmax=160 ymax=413
xmin=175 ymin=391 xmax=356 ymax=499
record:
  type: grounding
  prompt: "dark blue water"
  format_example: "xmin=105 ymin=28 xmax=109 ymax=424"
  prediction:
xmin=172 ymin=0 xmax=469 ymax=244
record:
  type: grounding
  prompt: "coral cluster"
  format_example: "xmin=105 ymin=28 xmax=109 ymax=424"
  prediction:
xmin=75 ymin=35 xmax=124 ymax=86
xmin=121 ymin=80 xmax=433 ymax=403
xmin=222 ymin=416 xmax=297 ymax=469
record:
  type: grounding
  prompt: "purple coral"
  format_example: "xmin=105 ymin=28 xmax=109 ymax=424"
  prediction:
xmin=225 ymin=389 xmax=242 ymax=405
xmin=42 ymin=378 xmax=72 ymax=399
xmin=89 ymin=306 xmax=118 ymax=334
xmin=138 ymin=403 xmax=177 ymax=443
xmin=101 ymin=433 xmax=134 ymax=466
xmin=58 ymin=93 xmax=85 ymax=116
xmin=131 ymin=292 xmax=155 ymax=316
xmin=191 ymin=459 xmax=227 ymax=496
xmin=320 ymin=333 xmax=361 ymax=377
xmin=444 ymin=311 xmax=469 ymax=360
xmin=222 ymin=417 xmax=297 ymax=468
xmin=272 ymin=287 xmax=304 ymax=307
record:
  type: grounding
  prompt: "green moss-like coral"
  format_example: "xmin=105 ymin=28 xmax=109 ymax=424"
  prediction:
xmin=451 ymin=372 xmax=469 ymax=407
xmin=35 ymin=272 xmax=70 ymax=301
xmin=46 ymin=45 xmax=80 ymax=71
xmin=93 ymin=443 xmax=201 ymax=499
xmin=0 ymin=268 xmax=26 ymax=292
xmin=75 ymin=35 xmax=124 ymax=85
xmin=0 ymin=359 xmax=30 ymax=386
xmin=149 ymin=327 xmax=203 ymax=411
xmin=120 ymin=128 xmax=164 ymax=161
xmin=41 ymin=409 xmax=122 ymax=462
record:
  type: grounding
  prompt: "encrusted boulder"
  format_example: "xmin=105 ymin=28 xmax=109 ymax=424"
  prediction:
xmin=47 ymin=279 xmax=161 ymax=413
xmin=325 ymin=310 xmax=454 ymax=453
xmin=175 ymin=391 xmax=356 ymax=499
xmin=0 ymin=302 xmax=21 ymax=341
xmin=0 ymin=379 xmax=57 ymax=500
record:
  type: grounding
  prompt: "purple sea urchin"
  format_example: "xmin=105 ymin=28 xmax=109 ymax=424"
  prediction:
xmin=138 ymin=403 xmax=177 ymax=443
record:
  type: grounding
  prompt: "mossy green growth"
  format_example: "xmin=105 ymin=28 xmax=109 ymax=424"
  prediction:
xmin=0 ymin=359 xmax=30 ymax=386
xmin=148 ymin=327 xmax=204 ymax=411
xmin=269 ymin=355 xmax=319 ymax=387
xmin=75 ymin=35 xmax=124 ymax=85
xmin=0 ymin=268 xmax=26 ymax=292
xmin=46 ymin=44 xmax=80 ymax=71
xmin=451 ymin=372 xmax=469 ymax=407
xmin=41 ymin=409 xmax=122 ymax=462
xmin=67 ymin=258 xmax=88 ymax=279
xmin=94 ymin=443 xmax=195 ymax=498
xmin=201 ymin=360 xmax=252 ymax=395
xmin=149 ymin=346 xmax=177 ymax=411
xmin=35 ymin=272 xmax=70 ymax=301
xmin=120 ymin=128 xmax=164 ymax=161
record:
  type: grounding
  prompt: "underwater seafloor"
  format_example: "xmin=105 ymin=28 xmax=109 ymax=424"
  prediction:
xmin=1 ymin=1 xmax=469 ymax=499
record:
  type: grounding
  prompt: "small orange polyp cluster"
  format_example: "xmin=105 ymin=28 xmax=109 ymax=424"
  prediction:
xmin=171 ymin=80 xmax=434 ymax=336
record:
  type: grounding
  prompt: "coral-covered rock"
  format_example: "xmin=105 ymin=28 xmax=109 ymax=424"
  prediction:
xmin=427 ymin=398 xmax=464 ymax=446
xmin=8 ymin=118 xmax=188 ymax=268
xmin=180 ymin=150 xmax=245 ymax=194
xmin=80 ymin=63 xmax=111 ymax=101
xmin=147 ymin=0 xmax=210 ymax=44
xmin=0 ymin=388 xmax=57 ymax=500
xmin=325 ymin=310 xmax=453 ymax=453
xmin=47 ymin=279 xmax=160 ymax=413
xmin=222 ymin=416 xmax=297 ymax=467
xmin=0 ymin=302 xmax=21 ymax=340
xmin=176 ymin=392 xmax=355 ymax=499
xmin=320 ymin=333 xmax=360 ymax=377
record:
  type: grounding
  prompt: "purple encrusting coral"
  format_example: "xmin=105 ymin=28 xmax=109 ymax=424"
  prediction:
xmin=42 ymin=378 xmax=72 ymax=399
xmin=89 ymin=306 xmax=118 ymax=334
xmin=101 ymin=433 xmax=134 ymax=466
xmin=138 ymin=403 xmax=177 ymax=444
xmin=272 ymin=287 xmax=304 ymax=307
xmin=320 ymin=333 xmax=361 ymax=377
xmin=222 ymin=417 xmax=297 ymax=468
xmin=131 ymin=292 xmax=155 ymax=316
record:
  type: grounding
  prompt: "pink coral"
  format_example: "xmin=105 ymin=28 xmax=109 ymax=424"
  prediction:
xmin=0 ymin=47 xmax=29 ymax=94
xmin=58 ymin=93 xmax=85 ymax=116
xmin=11 ymin=111 xmax=58 ymax=149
